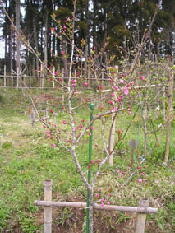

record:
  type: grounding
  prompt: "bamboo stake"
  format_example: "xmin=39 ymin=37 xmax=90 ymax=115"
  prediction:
xmin=86 ymin=103 xmax=95 ymax=233
xmin=44 ymin=180 xmax=52 ymax=233
xmin=135 ymin=200 xmax=149 ymax=233
xmin=35 ymin=200 xmax=157 ymax=213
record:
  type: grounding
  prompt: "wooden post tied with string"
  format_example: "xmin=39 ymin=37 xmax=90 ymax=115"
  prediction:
xmin=44 ymin=180 xmax=52 ymax=233
xmin=35 ymin=180 xmax=158 ymax=233
xmin=135 ymin=199 xmax=149 ymax=233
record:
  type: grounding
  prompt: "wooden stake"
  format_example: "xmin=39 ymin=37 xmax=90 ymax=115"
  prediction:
xmin=44 ymin=180 xmax=52 ymax=233
xmin=35 ymin=200 xmax=157 ymax=213
xmin=135 ymin=200 xmax=149 ymax=233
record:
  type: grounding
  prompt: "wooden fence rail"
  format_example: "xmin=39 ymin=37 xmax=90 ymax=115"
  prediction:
xmin=35 ymin=180 xmax=158 ymax=233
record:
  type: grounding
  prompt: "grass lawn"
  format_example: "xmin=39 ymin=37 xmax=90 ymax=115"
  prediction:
xmin=0 ymin=88 xmax=175 ymax=232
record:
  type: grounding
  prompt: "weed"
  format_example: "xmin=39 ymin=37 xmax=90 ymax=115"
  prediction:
xmin=1 ymin=141 xmax=13 ymax=149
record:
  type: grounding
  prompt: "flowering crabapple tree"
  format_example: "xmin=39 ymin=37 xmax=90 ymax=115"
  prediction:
xmin=29 ymin=3 xmax=169 ymax=233
xmin=33 ymin=3 xmax=143 ymax=232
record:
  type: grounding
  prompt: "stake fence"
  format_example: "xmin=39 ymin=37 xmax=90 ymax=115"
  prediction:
xmin=35 ymin=180 xmax=158 ymax=233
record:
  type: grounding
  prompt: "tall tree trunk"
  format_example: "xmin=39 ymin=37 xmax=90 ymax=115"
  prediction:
xmin=15 ymin=0 xmax=21 ymax=86
xmin=33 ymin=17 xmax=39 ymax=78
xmin=44 ymin=11 xmax=48 ymax=73
xmin=85 ymin=0 xmax=90 ymax=77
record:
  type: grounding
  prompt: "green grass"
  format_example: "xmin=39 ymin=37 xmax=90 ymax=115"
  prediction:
xmin=0 ymin=88 xmax=175 ymax=232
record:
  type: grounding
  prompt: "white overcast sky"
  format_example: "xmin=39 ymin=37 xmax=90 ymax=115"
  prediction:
xmin=0 ymin=0 xmax=25 ymax=58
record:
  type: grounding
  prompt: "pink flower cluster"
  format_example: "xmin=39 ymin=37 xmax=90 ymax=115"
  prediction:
xmin=71 ymin=79 xmax=77 ymax=87
xmin=95 ymin=193 xmax=111 ymax=207
xmin=83 ymin=82 xmax=88 ymax=87
xmin=139 ymin=76 xmax=146 ymax=81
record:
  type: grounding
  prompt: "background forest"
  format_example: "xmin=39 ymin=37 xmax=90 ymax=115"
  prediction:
xmin=0 ymin=0 xmax=175 ymax=75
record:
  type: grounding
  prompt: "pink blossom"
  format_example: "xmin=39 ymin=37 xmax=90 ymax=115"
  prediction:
xmin=123 ymin=87 xmax=129 ymax=95
xmin=54 ymin=71 xmax=59 ymax=76
xmin=62 ymin=120 xmax=67 ymax=124
xmin=83 ymin=82 xmax=88 ymax=87
xmin=137 ymin=178 xmax=143 ymax=183
xmin=140 ymin=172 xmax=145 ymax=176
xmin=111 ymin=107 xmax=118 ymax=113
xmin=71 ymin=80 xmax=77 ymax=87
xmin=139 ymin=76 xmax=146 ymax=81
xmin=61 ymin=51 xmax=65 ymax=55
xmin=45 ymin=130 xmax=51 ymax=137
xmin=108 ymin=100 xmax=114 ymax=105
xmin=100 ymin=202 xmax=104 ymax=207
xmin=77 ymin=124 xmax=83 ymax=129
xmin=119 ymin=79 xmax=124 ymax=84
xmin=129 ymin=81 xmax=134 ymax=86
xmin=112 ymin=85 xmax=119 ymax=91
xmin=51 ymin=144 xmax=56 ymax=148
xmin=116 ymin=96 xmax=123 ymax=102
xmin=58 ymin=77 xmax=63 ymax=82
xmin=63 ymin=25 xmax=67 ymax=30
xmin=95 ymin=193 xmax=100 ymax=198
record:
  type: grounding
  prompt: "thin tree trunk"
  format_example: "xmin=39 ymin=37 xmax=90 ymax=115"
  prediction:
xmin=108 ymin=114 xmax=116 ymax=166
xmin=62 ymin=39 xmax=68 ymax=80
